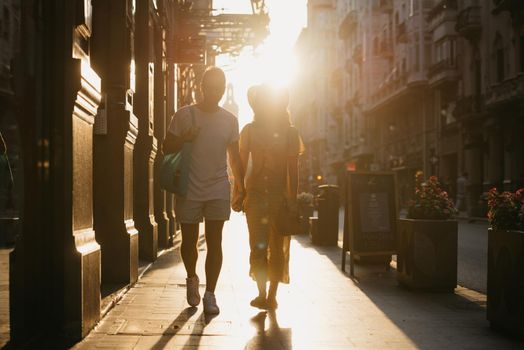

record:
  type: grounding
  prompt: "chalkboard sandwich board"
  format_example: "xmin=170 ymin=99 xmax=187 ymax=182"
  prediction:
xmin=341 ymin=171 xmax=398 ymax=277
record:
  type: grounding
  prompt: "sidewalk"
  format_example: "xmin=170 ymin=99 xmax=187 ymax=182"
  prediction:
xmin=0 ymin=248 xmax=10 ymax=348
xmin=73 ymin=213 xmax=522 ymax=349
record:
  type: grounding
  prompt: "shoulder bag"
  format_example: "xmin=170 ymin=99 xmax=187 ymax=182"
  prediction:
xmin=160 ymin=107 xmax=196 ymax=196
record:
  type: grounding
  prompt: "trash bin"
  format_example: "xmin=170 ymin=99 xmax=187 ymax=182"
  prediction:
xmin=311 ymin=185 xmax=339 ymax=246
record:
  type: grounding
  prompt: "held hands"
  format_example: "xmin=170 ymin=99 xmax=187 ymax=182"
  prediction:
xmin=231 ymin=185 xmax=245 ymax=212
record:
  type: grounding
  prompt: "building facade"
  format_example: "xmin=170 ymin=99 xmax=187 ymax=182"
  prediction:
xmin=5 ymin=0 xmax=268 ymax=346
xmin=0 ymin=0 xmax=20 ymax=242
xmin=291 ymin=0 xmax=346 ymax=192
xmin=294 ymin=0 xmax=524 ymax=212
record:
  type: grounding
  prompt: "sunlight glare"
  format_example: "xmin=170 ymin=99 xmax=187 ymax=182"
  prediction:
xmin=215 ymin=0 xmax=307 ymax=128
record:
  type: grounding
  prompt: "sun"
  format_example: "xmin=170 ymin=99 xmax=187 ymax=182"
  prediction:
xmin=216 ymin=0 xmax=307 ymax=128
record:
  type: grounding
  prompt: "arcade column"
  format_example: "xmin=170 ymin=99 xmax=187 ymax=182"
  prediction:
xmin=91 ymin=0 xmax=139 ymax=288
xmin=11 ymin=0 xmax=101 ymax=344
xmin=134 ymin=0 xmax=158 ymax=261
xmin=153 ymin=21 xmax=170 ymax=249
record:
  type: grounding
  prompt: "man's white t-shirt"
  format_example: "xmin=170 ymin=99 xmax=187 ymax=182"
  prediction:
xmin=167 ymin=105 xmax=239 ymax=201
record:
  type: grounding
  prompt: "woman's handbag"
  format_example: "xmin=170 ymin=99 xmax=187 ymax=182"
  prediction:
xmin=276 ymin=127 xmax=301 ymax=236
xmin=160 ymin=107 xmax=196 ymax=196
xmin=276 ymin=203 xmax=301 ymax=236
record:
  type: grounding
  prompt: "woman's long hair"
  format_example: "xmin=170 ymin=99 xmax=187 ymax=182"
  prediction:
xmin=250 ymin=84 xmax=291 ymax=128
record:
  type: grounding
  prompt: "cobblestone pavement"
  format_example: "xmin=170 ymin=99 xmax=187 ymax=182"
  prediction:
xmin=73 ymin=213 xmax=522 ymax=349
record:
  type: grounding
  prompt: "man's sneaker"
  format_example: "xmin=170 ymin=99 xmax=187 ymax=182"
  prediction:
xmin=203 ymin=291 xmax=220 ymax=315
xmin=186 ymin=276 xmax=201 ymax=307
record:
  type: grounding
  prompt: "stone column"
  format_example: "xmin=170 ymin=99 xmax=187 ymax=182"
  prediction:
xmin=11 ymin=0 xmax=101 ymax=343
xmin=134 ymin=0 xmax=158 ymax=261
xmin=91 ymin=0 xmax=139 ymax=287
xmin=153 ymin=20 xmax=170 ymax=249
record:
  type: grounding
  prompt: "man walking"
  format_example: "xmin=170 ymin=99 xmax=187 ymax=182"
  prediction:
xmin=163 ymin=67 xmax=244 ymax=314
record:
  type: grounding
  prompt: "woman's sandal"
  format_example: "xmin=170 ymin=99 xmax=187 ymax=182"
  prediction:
xmin=250 ymin=296 xmax=268 ymax=310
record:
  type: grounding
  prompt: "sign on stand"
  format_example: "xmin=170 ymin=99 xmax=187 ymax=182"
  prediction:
xmin=341 ymin=172 xmax=398 ymax=277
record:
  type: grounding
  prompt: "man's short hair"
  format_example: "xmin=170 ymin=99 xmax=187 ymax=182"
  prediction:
xmin=201 ymin=66 xmax=226 ymax=87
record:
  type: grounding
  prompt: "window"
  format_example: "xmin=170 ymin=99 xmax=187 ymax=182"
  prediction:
xmin=2 ymin=6 xmax=10 ymax=40
xmin=415 ymin=46 xmax=420 ymax=71
xmin=450 ymin=39 xmax=455 ymax=66
xmin=494 ymin=33 xmax=504 ymax=83
xmin=520 ymin=35 xmax=524 ymax=73
xmin=496 ymin=48 xmax=504 ymax=82
xmin=433 ymin=38 xmax=457 ymax=66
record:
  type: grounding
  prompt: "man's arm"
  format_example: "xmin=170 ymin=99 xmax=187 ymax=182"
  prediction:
xmin=162 ymin=124 xmax=200 ymax=155
xmin=162 ymin=132 xmax=185 ymax=155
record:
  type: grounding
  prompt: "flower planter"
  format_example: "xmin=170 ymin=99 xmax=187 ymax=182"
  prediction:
xmin=487 ymin=228 xmax=524 ymax=337
xmin=298 ymin=205 xmax=314 ymax=235
xmin=354 ymin=254 xmax=392 ymax=265
xmin=397 ymin=218 xmax=458 ymax=292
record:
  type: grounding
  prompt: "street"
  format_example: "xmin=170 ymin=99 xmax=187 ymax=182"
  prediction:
xmin=73 ymin=212 xmax=521 ymax=349
xmin=338 ymin=210 xmax=490 ymax=294
xmin=457 ymin=220 xmax=489 ymax=294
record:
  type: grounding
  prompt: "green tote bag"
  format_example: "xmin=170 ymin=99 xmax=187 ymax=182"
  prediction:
xmin=160 ymin=107 xmax=196 ymax=196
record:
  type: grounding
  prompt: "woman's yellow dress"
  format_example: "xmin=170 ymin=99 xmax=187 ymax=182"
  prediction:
xmin=240 ymin=123 xmax=303 ymax=283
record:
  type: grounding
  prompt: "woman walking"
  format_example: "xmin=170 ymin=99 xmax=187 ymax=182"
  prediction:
xmin=238 ymin=85 xmax=303 ymax=309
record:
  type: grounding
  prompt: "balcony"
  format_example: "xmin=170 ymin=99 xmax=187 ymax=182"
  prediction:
xmin=345 ymin=58 xmax=352 ymax=74
xmin=331 ymin=106 xmax=343 ymax=121
xmin=331 ymin=68 xmax=343 ymax=89
xmin=455 ymin=95 xmax=483 ymax=120
xmin=339 ymin=10 xmax=357 ymax=39
xmin=492 ymin=0 xmax=524 ymax=15
xmin=352 ymin=44 xmax=363 ymax=64
xmin=485 ymin=73 xmax=524 ymax=108
xmin=427 ymin=0 xmax=458 ymax=30
xmin=455 ymin=6 xmax=481 ymax=40
xmin=366 ymin=72 xmax=408 ymax=111
xmin=428 ymin=59 xmax=459 ymax=86
xmin=396 ymin=22 xmax=407 ymax=43
xmin=428 ymin=0 xmax=457 ymax=20
xmin=378 ymin=39 xmax=393 ymax=58
xmin=375 ymin=0 xmax=393 ymax=13
xmin=0 ymin=65 xmax=13 ymax=98
xmin=345 ymin=91 xmax=359 ymax=112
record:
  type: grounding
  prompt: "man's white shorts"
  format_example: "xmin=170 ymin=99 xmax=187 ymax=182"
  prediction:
xmin=175 ymin=198 xmax=231 ymax=224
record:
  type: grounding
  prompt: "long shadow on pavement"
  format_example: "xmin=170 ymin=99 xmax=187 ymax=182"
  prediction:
xmin=149 ymin=307 xmax=198 ymax=350
xmin=293 ymin=234 xmax=523 ymax=349
xmin=244 ymin=311 xmax=292 ymax=350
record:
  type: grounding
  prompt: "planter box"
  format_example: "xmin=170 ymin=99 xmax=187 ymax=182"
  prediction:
xmin=298 ymin=205 xmax=314 ymax=235
xmin=355 ymin=254 xmax=392 ymax=265
xmin=397 ymin=219 xmax=458 ymax=292
xmin=487 ymin=228 xmax=524 ymax=337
